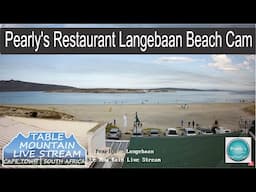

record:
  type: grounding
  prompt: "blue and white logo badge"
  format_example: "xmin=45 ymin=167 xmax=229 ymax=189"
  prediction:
xmin=225 ymin=137 xmax=251 ymax=163
xmin=2 ymin=132 xmax=87 ymax=166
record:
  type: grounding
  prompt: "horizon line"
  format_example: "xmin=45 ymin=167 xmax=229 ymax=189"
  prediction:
xmin=0 ymin=79 xmax=254 ymax=92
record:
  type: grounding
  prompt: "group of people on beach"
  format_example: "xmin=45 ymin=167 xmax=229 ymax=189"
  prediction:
xmin=239 ymin=116 xmax=252 ymax=129
xmin=180 ymin=104 xmax=189 ymax=109
xmin=239 ymin=99 xmax=253 ymax=103
xmin=180 ymin=119 xmax=198 ymax=128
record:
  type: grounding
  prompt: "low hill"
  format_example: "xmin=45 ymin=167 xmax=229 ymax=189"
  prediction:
xmin=0 ymin=80 xmax=75 ymax=91
xmin=0 ymin=80 xmax=207 ymax=93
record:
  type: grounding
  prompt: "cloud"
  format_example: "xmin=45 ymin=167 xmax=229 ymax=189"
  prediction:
xmin=208 ymin=55 xmax=255 ymax=72
xmin=208 ymin=55 xmax=239 ymax=71
xmin=239 ymin=55 xmax=255 ymax=71
xmin=244 ymin=55 xmax=255 ymax=61
xmin=155 ymin=56 xmax=195 ymax=64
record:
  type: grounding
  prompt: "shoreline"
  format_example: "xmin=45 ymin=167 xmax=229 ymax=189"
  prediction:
xmin=0 ymin=102 xmax=254 ymax=105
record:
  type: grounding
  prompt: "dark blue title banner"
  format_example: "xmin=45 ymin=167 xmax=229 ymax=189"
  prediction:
xmin=0 ymin=28 xmax=255 ymax=54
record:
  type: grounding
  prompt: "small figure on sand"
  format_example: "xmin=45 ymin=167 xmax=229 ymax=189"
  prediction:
xmin=211 ymin=120 xmax=219 ymax=134
xmin=181 ymin=104 xmax=189 ymax=110
xmin=245 ymin=120 xmax=248 ymax=129
xmin=239 ymin=116 xmax=243 ymax=129
xmin=181 ymin=119 xmax=184 ymax=128
xmin=192 ymin=120 xmax=195 ymax=128
xmin=188 ymin=121 xmax=191 ymax=127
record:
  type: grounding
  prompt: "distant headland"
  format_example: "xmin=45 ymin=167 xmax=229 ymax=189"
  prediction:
xmin=0 ymin=80 xmax=222 ymax=93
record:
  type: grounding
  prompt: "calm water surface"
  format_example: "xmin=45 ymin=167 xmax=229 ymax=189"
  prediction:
xmin=0 ymin=91 xmax=254 ymax=104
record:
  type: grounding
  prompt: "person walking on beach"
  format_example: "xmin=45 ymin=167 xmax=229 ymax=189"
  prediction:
xmin=188 ymin=121 xmax=191 ymax=127
xmin=244 ymin=120 xmax=248 ymax=133
xmin=245 ymin=120 xmax=247 ymax=129
xmin=192 ymin=120 xmax=195 ymax=128
xmin=239 ymin=116 xmax=243 ymax=129
xmin=211 ymin=120 xmax=219 ymax=134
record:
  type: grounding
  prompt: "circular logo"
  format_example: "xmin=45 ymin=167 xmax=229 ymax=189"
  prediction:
xmin=227 ymin=139 xmax=250 ymax=161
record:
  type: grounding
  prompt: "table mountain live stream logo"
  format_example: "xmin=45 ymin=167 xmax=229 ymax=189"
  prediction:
xmin=225 ymin=137 xmax=253 ymax=165
xmin=2 ymin=132 xmax=87 ymax=166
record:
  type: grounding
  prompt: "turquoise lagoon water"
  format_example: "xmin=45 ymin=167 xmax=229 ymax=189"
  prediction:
xmin=0 ymin=91 xmax=254 ymax=104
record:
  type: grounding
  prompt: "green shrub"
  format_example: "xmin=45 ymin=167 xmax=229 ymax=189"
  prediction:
xmin=106 ymin=123 xmax=118 ymax=133
xmin=30 ymin=111 xmax=38 ymax=117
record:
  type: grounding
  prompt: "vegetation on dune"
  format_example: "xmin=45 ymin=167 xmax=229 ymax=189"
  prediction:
xmin=105 ymin=123 xmax=119 ymax=133
xmin=0 ymin=105 xmax=74 ymax=120
xmin=243 ymin=104 xmax=255 ymax=115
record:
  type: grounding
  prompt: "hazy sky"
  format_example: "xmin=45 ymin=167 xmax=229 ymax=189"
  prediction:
xmin=0 ymin=24 xmax=255 ymax=90
xmin=0 ymin=54 xmax=255 ymax=90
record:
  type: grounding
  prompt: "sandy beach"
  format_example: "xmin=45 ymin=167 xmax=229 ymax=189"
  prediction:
xmin=4 ymin=103 xmax=254 ymax=132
